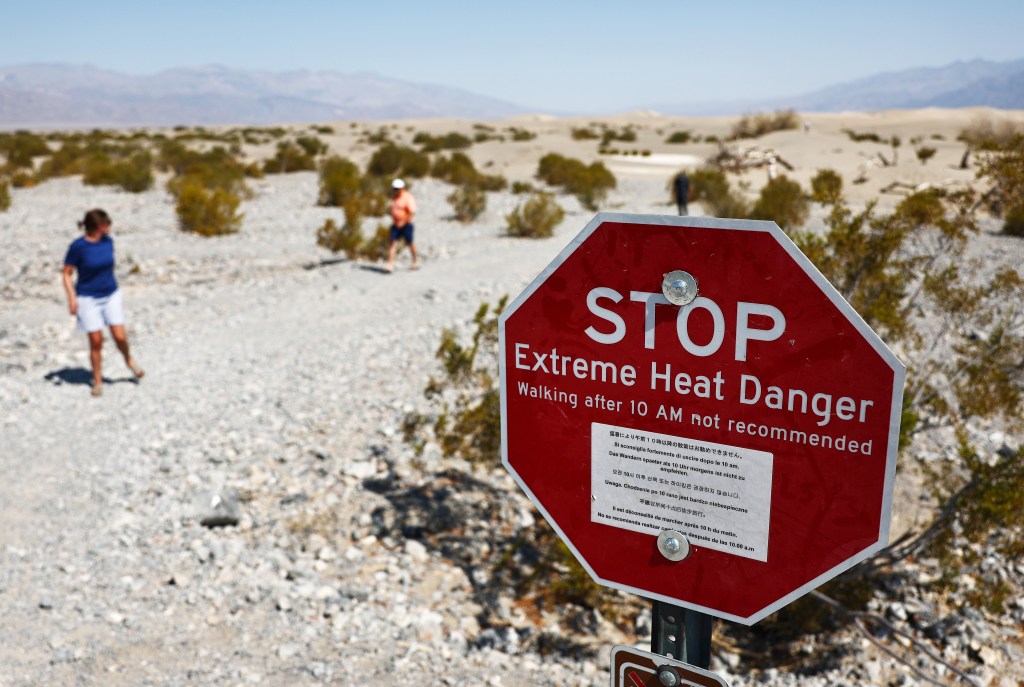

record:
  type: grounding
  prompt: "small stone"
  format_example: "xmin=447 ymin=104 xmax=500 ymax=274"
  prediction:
xmin=404 ymin=539 xmax=429 ymax=562
xmin=194 ymin=490 xmax=241 ymax=528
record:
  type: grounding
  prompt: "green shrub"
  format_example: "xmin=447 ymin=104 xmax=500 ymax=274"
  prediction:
xmin=665 ymin=130 xmax=693 ymax=144
xmin=601 ymin=126 xmax=636 ymax=145
xmin=571 ymin=127 xmax=600 ymax=140
xmin=82 ymin=150 xmax=154 ymax=193
xmin=0 ymin=178 xmax=10 ymax=211
xmin=263 ymin=141 xmax=316 ymax=174
xmin=811 ymin=169 xmax=844 ymax=205
xmin=318 ymin=156 xmax=363 ymax=207
xmin=506 ymin=192 xmax=564 ymax=238
xmin=0 ymin=130 xmax=50 ymax=169
xmin=175 ymin=177 xmax=243 ymax=236
xmin=366 ymin=142 xmax=430 ymax=179
xmin=431 ymin=152 xmax=507 ymax=191
xmin=296 ymin=136 xmax=328 ymax=157
xmin=730 ymin=110 xmax=799 ymax=140
xmin=749 ymin=175 xmax=810 ymax=230
xmin=536 ymin=153 xmax=616 ymax=210
xmin=312 ymin=125 xmax=334 ymax=135
xmin=413 ymin=131 xmax=473 ymax=152
xmin=688 ymin=168 xmax=749 ymax=218
xmin=511 ymin=180 xmax=535 ymax=194
xmin=161 ymin=143 xmax=250 ymax=200
xmin=448 ymin=185 xmax=486 ymax=222
xmin=977 ymin=133 xmax=1024 ymax=220
xmin=507 ymin=127 xmax=536 ymax=141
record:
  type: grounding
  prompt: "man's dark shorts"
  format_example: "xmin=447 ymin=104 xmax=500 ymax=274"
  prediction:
xmin=390 ymin=223 xmax=415 ymax=244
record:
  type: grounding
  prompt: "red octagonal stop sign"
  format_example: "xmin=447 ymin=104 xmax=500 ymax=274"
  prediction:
xmin=499 ymin=214 xmax=904 ymax=624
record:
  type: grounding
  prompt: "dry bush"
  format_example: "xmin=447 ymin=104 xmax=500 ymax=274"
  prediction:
xmin=841 ymin=128 xmax=887 ymax=144
xmin=959 ymin=116 xmax=1024 ymax=151
xmin=414 ymin=131 xmax=472 ymax=152
xmin=511 ymin=181 xmax=535 ymax=194
xmin=0 ymin=177 xmax=11 ymax=211
xmin=665 ymin=130 xmax=694 ymax=144
xmin=730 ymin=109 xmax=799 ymax=140
xmin=447 ymin=185 xmax=486 ymax=222
xmin=571 ymin=127 xmax=599 ymax=140
xmin=506 ymin=127 xmax=536 ymax=142
xmin=811 ymin=168 xmax=843 ymax=205
xmin=0 ymin=130 xmax=50 ymax=170
xmin=687 ymin=168 xmax=749 ymax=218
xmin=505 ymin=192 xmax=565 ymax=238
xmin=366 ymin=142 xmax=430 ymax=179
xmin=536 ymin=153 xmax=616 ymax=211
xmin=432 ymin=152 xmax=507 ymax=191
xmin=317 ymin=156 xmax=362 ymax=207
xmin=915 ymin=146 xmax=937 ymax=165
xmin=749 ymin=175 xmax=810 ymax=230
xmin=263 ymin=141 xmax=316 ymax=174
xmin=175 ymin=177 xmax=243 ymax=236
xmin=977 ymin=133 xmax=1024 ymax=234
xmin=81 ymin=149 xmax=154 ymax=193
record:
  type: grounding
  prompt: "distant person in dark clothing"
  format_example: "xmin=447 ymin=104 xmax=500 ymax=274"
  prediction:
xmin=62 ymin=209 xmax=144 ymax=396
xmin=673 ymin=171 xmax=691 ymax=216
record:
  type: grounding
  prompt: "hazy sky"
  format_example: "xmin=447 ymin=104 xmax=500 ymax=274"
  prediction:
xmin=4 ymin=0 xmax=1023 ymax=112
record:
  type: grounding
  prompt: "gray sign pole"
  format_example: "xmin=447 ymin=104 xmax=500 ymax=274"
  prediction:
xmin=651 ymin=601 xmax=713 ymax=670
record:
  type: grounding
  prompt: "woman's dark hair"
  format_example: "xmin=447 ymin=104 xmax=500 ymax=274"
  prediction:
xmin=79 ymin=209 xmax=111 ymax=234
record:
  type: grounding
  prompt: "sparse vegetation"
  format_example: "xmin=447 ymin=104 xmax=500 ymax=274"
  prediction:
xmin=687 ymin=168 xmax=749 ymax=218
xmin=841 ymin=128 xmax=886 ymax=144
xmin=263 ymin=141 xmax=317 ymax=174
xmin=665 ymin=130 xmax=694 ymax=144
xmin=81 ymin=149 xmax=154 ymax=193
xmin=729 ymin=109 xmax=799 ymax=140
xmin=976 ymin=133 xmax=1024 ymax=235
xmin=366 ymin=142 xmax=430 ymax=179
xmin=413 ymin=131 xmax=473 ymax=152
xmin=0 ymin=177 xmax=11 ymax=211
xmin=536 ymin=153 xmax=616 ymax=211
xmin=571 ymin=127 xmax=599 ymax=141
xmin=506 ymin=127 xmax=536 ymax=142
xmin=431 ymin=152 xmax=507 ymax=191
xmin=915 ymin=145 xmax=937 ymax=165
xmin=317 ymin=156 xmax=363 ymax=207
xmin=505 ymin=192 xmax=565 ymax=238
xmin=748 ymin=175 xmax=809 ymax=230
xmin=175 ymin=177 xmax=243 ymax=236
xmin=447 ymin=185 xmax=486 ymax=222
xmin=511 ymin=181 xmax=535 ymax=194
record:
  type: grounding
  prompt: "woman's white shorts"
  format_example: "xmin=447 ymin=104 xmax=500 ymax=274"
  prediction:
xmin=77 ymin=289 xmax=125 ymax=333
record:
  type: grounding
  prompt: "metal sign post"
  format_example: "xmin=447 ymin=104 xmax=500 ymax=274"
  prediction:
xmin=651 ymin=601 xmax=713 ymax=669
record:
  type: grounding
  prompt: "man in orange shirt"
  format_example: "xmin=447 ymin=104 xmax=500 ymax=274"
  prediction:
xmin=386 ymin=178 xmax=418 ymax=272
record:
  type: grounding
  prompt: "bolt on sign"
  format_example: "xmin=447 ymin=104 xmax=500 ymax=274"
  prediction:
xmin=610 ymin=645 xmax=729 ymax=687
xmin=499 ymin=214 xmax=905 ymax=624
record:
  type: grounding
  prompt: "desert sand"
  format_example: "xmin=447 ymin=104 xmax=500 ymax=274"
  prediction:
xmin=1 ymin=108 xmax=1023 ymax=686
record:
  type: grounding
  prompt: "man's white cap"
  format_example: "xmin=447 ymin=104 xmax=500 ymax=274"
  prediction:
xmin=392 ymin=178 xmax=405 ymax=189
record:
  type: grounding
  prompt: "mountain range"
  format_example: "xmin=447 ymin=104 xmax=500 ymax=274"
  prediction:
xmin=0 ymin=58 xmax=1022 ymax=128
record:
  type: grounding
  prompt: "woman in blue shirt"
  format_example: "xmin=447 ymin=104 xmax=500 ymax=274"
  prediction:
xmin=62 ymin=209 xmax=144 ymax=396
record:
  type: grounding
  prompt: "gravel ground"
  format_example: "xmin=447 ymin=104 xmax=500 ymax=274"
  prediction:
xmin=1 ymin=171 xmax=1022 ymax=687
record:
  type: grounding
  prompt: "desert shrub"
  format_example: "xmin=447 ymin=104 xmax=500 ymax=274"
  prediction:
xmin=315 ymin=198 xmax=368 ymax=257
xmin=571 ymin=127 xmax=599 ymax=140
xmin=511 ymin=181 xmax=535 ymax=194
xmin=0 ymin=178 xmax=10 ymax=211
xmin=447 ymin=185 xmax=486 ymax=222
xmin=263 ymin=141 xmax=316 ymax=174
xmin=730 ymin=110 xmax=799 ymax=140
xmin=749 ymin=175 xmax=810 ymax=230
xmin=81 ymin=150 xmax=154 ymax=193
xmin=958 ymin=116 xmax=1024 ymax=151
xmin=810 ymin=168 xmax=843 ymax=205
xmin=536 ymin=153 xmax=616 ymax=210
xmin=312 ymin=125 xmax=334 ymax=135
xmin=976 ymin=133 xmax=1024 ymax=229
xmin=413 ymin=131 xmax=472 ymax=152
xmin=9 ymin=171 xmax=34 ymax=188
xmin=161 ymin=143 xmax=250 ymax=200
xmin=687 ymin=168 xmax=749 ymax=218
xmin=600 ymin=126 xmax=636 ymax=146
xmin=1002 ymin=203 xmax=1024 ymax=237
xmin=915 ymin=146 xmax=937 ymax=165
xmin=665 ymin=130 xmax=693 ymax=144
xmin=431 ymin=152 xmax=507 ymax=191
xmin=317 ymin=155 xmax=362 ymax=207
xmin=506 ymin=127 xmax=536 ymax=141
xmin=0 ymin=130 xmax=50 ymax=169
xmin=505 ymin=192 xmax=564 ymax=238
xmin=366 ymin=142 xmax=430 ymax=179
xmin=296 ymin=136 xmax=328 ymax=157
xmin=840 ymin=128 xmax=886 ymax=144
xmin=175 ymin=177 xmax=243 ymax=236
